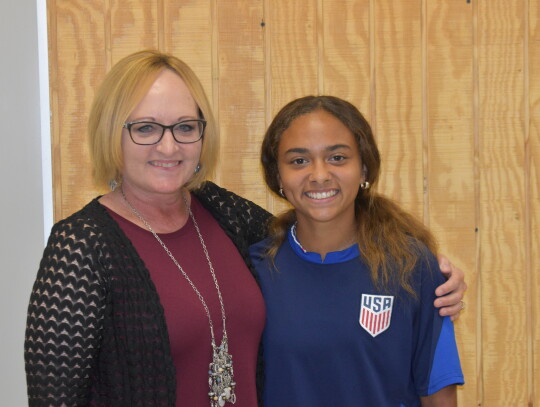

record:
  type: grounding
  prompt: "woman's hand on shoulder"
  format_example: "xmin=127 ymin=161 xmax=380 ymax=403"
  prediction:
xmin=434 ymin=254 xmax=467 ymax=321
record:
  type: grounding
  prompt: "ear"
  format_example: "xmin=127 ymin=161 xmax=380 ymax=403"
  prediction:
xmin=362 ymin=165 xmax=368 ymax=181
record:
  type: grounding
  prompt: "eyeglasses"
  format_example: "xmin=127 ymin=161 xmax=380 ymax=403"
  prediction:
xmin=123 ymin=119 xmax=207 ymax=145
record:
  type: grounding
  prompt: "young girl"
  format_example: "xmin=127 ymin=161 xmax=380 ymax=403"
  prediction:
xmin=250 ymin=96 xmax=464 ymax=406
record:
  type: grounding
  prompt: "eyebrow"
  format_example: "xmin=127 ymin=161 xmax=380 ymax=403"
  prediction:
xmin=283 ymin=144 xmax=352 ymax=154
xmin=127 ymin=115 xmax=198 ymax=123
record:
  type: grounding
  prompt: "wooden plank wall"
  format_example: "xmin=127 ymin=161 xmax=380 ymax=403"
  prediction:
xmin=46 ymin=1 xmax=539 ymax=405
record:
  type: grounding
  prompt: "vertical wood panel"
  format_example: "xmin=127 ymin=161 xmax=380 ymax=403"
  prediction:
xmin=373 ymin=0 xmax=423 ymax=216
xmin=530 ymin=0 xmax=540 ymax=404
xmin=165 ymin=0 xmax=213 ymax=105
xmin=46 ymin=1 xmax=540 ymax=405
xmin=50 ymin=0 xmax=108 ymax=220
xmin=110 ymin=0 xmax=158 ymax=63
xmin=321 ymin=0 xmax=371 ymax=113
xmin=268 ymin=0 xmax=319 ymax=106
xmin=216 ymin=1 xmax=266 ymax=207
xmin=479 ymin=1 xmax=528 ymax=405
xmin=425 ymin=1 xmax=476 ymax=406
xmin=266 ymin=0 xmax=319 ymax=214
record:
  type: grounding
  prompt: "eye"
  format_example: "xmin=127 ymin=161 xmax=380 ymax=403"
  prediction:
xmin=291 ymin=157 xmax=308 ymax=165
xmin=174 ymin=121 xmax=197 ymax=133
xmin=329 ymin=154 xmax=346 ymax=162
xmin=132 ymin=122 xmax=158 ymax=134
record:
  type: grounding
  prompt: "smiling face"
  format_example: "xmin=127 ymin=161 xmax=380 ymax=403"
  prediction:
xmin=121 ymin=69 xmax=202 ymax=199
xmin=277 ymin=109 xmax=365 ymax=228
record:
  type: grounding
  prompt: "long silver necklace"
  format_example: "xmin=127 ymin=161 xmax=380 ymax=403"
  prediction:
xmin=121 ymin=187 xmax=236 ymax=407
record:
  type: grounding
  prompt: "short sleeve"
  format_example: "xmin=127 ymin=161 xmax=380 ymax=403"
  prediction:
xmin=412 ymin=252 xmax=464 ymax=396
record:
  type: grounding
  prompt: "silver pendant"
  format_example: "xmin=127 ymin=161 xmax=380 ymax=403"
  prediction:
xmin=208 ymin=338 xmax=236 ymax=407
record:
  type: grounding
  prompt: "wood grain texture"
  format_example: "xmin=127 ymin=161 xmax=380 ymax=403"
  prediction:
xmin=50 ymin=0 xmax=109 ymax=220
xmin=46 ymin=1 xmax=539 ymax=404
xmin=425 ymin=2 xmax=476 ymax=406
xmin=320 ymin=0 xmax=371 ymax=112
xmin=478 ymin=1 xmax=528 ymax=405
xmin=164 ymin=0 xmax=213 ymax=102
xmin=110 ymin=0 xmax=158 ymax=61
xmin=216 ymin=0 xmax=266 ymax=207
xmin=530 ymin=0 xmax=540 ymax=405
xmin=265 ymin=0 xmax=319 ymax=215
xmin=373 ymin=0 xmax=423 ymax=217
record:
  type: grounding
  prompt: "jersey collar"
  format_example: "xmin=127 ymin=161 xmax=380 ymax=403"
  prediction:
xmin=288 ymin=223 xmax=360 ymax=264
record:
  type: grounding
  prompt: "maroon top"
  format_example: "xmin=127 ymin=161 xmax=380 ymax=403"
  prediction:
xmin=108 ymin=196 xmax=266 ymax=407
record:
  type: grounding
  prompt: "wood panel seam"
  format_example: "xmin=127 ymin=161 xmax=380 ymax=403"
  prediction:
xmin=472 ymin=0 xmax=483 ymax=403
xmin=523 ymin=0 xmax=533 ymax=404
xmin=211 ymin=0 xmax=220 ymax=185
xmin=369 ymin=0 xmax=376 ymax=132
xmin=317 ymin=0 xmax=324 ymax=94
xmin=421 ymin=0 xmax=429 ymax=226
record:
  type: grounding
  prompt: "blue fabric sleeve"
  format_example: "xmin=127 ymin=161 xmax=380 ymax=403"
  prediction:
xmin=414 ymin=251 xmax=464 ymax=396
xmin=428 ymin=317 xmax=465 ymax=393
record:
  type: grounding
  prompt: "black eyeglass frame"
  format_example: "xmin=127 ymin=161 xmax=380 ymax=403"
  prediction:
xmin=123 ymin=119 xmax=207 ymax=145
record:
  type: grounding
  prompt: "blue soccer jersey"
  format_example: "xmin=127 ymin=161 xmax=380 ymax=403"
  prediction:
xmin=249 ymin=229 xmax=464 ymax=407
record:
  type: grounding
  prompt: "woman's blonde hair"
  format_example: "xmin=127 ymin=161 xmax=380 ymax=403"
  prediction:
xmin=261 ymin=96 xmax=437 ymax=296
xmin=88 ymin=50 xmax=218 ymax=190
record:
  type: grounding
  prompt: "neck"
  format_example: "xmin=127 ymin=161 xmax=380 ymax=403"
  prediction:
xmin=114 ymin=184 xmax=190 ymax=233
xmin=295 ymin=217 xmax=358 ymax=260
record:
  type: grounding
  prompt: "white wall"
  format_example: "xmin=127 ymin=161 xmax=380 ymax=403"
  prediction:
xmin=0 ymin=1 xmax=46 ymax=405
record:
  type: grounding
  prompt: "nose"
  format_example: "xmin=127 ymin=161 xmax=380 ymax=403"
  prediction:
xmin=156 ymin=128 xmax=179 ymax=154
xmin=309 ymin=160 xmax=331 ymax=183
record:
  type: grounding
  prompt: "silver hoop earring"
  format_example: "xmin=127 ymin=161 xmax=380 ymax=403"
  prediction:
xmin=360 ymin=181 xmax=370 ymax=190
xmin=279 ymin=187 xmax=285 ymax=197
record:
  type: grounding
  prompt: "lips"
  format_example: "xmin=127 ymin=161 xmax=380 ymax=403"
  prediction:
xmin=149 ymin=161 xmax=180 ymax=168
xmin=305 ymin=189 xmax=339 ymax=200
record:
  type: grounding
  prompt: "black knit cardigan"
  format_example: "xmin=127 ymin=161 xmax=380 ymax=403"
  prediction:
xmin=24 ymin=181 xmax=272 ymax=407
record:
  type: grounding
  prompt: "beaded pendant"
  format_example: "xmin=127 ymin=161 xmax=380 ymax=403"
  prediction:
xmin=208 ymin=338 xmax=236 ymax=407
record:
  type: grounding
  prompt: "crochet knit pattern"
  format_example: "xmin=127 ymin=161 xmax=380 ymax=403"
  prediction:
xmin=24 ymin=182 xmax=272 ymax=406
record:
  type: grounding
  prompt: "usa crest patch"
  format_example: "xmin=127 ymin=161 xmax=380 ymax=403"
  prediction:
xmin=359 ymin=294 xmax=394 ymax=337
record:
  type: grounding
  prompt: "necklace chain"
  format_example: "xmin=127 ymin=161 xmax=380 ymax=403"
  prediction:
xmin=120 ymin=187 xmax=236 ymax=406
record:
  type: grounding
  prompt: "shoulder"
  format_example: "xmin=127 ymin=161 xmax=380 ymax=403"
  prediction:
xmin=406 ymin=239 xmax=445 ymax=295
xmin=36 ymin=198 xmax=114 ymax=293
xmin=407 ymin=238 xmax=439 ymax=271
xmin=193 ymin=181 xmax=273 ymax=241
xmin=48 ymin=197 xmax=117 ymax=250
xmin=193 ymin=181 xmax=241 ymax=202
xmin=194 ymin=182 xmax=270 ymax=214
xmin=54 ymin=197 xmax=108 ymax=226
xmin=249 ymin=237 xmax=273 ymax=261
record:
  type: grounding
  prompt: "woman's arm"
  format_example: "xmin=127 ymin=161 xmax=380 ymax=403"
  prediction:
xmin=24 ymin=221 xmax=106 ymax=406
xmin=434 ymin=255 xmax=467 ymax=321
xmin=420 ymin=385 xmax=457 ymax=407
